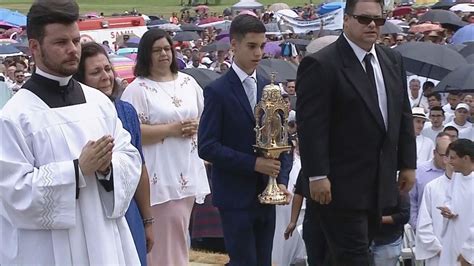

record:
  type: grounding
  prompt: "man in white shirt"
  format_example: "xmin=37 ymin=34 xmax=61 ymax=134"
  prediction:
xmin=408 ymin=78 xmax=423 ymax=108
xmin=10 ymin=69 xmax=26 ymax=94
xmin=445 ymin=103 xmax=472 ymax=139
xmin=443 ymin=92 xmax=462 ymax=123
xmin=422 ymin=106 xmax=445 ymax=143
xmin=413 ymin=107 xmax=435 ymax=164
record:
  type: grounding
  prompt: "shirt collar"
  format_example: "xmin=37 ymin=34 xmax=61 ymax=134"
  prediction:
xmin=35 ymin=67 xmax=72 ymax=86
xmin=343 ymin=33 xmax=377 ymax=64
xmin=427 ymin=160 xmax=444 ymax=172
xmin=232 ymin=62 xmax=257 ymax=83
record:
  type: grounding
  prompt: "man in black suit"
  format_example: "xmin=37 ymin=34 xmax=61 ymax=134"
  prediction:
xmin=296 ymin=0 xmax=417 ymax=264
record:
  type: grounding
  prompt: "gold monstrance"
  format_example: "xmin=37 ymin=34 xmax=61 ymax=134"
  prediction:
xmin=254 ymin=74 xmax=291 ymax=204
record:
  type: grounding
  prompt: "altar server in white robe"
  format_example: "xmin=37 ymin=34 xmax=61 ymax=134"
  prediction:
xmin=0 ymin=1 xmax=142 ymax=265
xmin=438 ymin=139 xmax=474 ymax=266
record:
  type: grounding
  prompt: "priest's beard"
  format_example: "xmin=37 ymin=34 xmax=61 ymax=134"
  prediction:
xmin=40 ymin=46 xmax=79 ymax=77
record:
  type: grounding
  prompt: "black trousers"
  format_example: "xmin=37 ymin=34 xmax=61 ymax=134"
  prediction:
xmin=303 ymin=201 xmax=331 ymax=266
xmin=314 ymin=206 xmax=378 ymax=266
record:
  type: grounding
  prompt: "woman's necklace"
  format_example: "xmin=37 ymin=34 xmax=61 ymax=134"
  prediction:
xmin=155 ymin=76 xmax=182 ymax=108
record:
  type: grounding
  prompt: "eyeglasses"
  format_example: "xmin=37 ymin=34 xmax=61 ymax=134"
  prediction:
xmin=349 ymin=14 xmax=386 ymax=26
xmin=435 ymin=150 xmax=448 ymax=158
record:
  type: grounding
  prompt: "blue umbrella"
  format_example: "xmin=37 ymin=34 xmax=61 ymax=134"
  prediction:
xmin=116 ymin=47 xmax=138 ymax=55
xmin=318 ymin=2 xmax=345 ymax=15
xmin=0 ymin=8 xmax=27 ymax=27
xmin=0 ymin=45 xmax=21 ymax=55
xmin=451 ymin=24 xmax=474 ymax=45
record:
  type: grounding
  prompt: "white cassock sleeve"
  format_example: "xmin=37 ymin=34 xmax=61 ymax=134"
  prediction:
xmin=0 ymin=117 xmax=78 ymax=230
xmin=461 ymin=221 xmax=474 ymax=264
xmin=415 ymin=184 xmax=443 ymax=260
xmin=97 ymin=113 xmax=141 ymax=219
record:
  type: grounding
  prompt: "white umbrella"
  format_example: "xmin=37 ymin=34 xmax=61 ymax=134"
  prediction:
xmin=450 ymin=4 xmax=474 ymax=12
xmin=306 ymin=35 xmax=338 ymax=54
xmin=157 ymin=23 xmax=182 ymax=32
xmin=268 ymin=3 xmax=290 ymax=12
xmin=275 ymin=9 xmax=299 ymax=18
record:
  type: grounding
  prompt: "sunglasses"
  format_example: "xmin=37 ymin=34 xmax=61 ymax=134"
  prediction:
xmin=349 ymin=14 xmax=386 ymax=26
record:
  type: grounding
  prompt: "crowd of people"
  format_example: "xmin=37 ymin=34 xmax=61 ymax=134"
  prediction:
xmin=0 ymin=0 xmax=473 ymax=266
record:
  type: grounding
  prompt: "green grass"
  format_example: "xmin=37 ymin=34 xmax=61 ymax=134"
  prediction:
xmin=0 ymin=0 xmax=318 ymax=18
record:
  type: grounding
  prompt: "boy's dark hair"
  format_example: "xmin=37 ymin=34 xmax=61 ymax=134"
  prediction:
xmin=443 ymin=126 xmax=459 ymax=135
xmin=230 ymin=14 xmax=266 ymax=41
xmin=448 ymin=139 xmax=474 ymax=161
xmin=429 ymin=106 xmax=444 ymax=115
xmin=427 ymin=92 xmax=442 ymax=101
xmin=134 ymin=29 xmax=178 ymax=77
xmin=345 ymin=0 xmax=384 ymax=15
xmin=422 ymin=81 xmax=435 ymax=90
xmin=27 ymin=0 xmax=79 ymax=43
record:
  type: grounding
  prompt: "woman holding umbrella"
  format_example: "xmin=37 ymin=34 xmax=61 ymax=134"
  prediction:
xmin=121 ymin=29 xmax=210 ymax=266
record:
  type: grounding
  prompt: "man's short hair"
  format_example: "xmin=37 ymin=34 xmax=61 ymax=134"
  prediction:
xmin=27 ymin=0 xmax=79 ymax=43
xmin=430 ymin=106 xmax=444 ymax=115
xmin=229 ymin=14 xmax=266 ymax=41
xmin=443 ymin=126 xmax=459 ymax=135
xmin=436 ymin=132 xmax=451 ymax=139
xmin=422 ymin=81 xmax=435 ymax=90
xmin=427 ymin=92 xmax=442 ymax=101
xmin=409 ymin=78 xmax=420 ymax=85
xmin=345 ymin=0 xmax=384 ymax=15
xmin=448 ymin=139 xmax=474 ymax=161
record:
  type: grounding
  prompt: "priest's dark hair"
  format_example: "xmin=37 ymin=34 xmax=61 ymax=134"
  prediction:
xmin=27 ymin=0 xmax=80 ymax=43
xmin=229 ymin=14 xmax=266 ymax=41
xmin=73 ymin=42 xmax=120 ymax=97
xmin=134 ymin=29 xmax=178 ymax=77
xmin=448 ymin=139 xmax=474 ymax=161
xmin=345 ymin=0 xmax=384 ymax=15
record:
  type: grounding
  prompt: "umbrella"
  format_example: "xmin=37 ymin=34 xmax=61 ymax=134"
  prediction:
xmin=180 ymin=68 xmax=220 ymax=89
xmin=0 ymin=8 xmax=27 ymax=27
xmin=257 ymin=64 xmax=286 ymax=83
xmin=198 ymin=17 xmax=222 ymax=25
xmin=451 ymin=24 xmax=474 ymax=45
xmin=394 ymin=42 xmax=467 ymax=80
xmin=116 ymin=47 xmax=138 ymax=55
xmin=466 ymin=54 xmax=474 ymax=64
xmin=450 ymin=3 xmax=474 ymax=12
xmin=393 ymin=6 xmax=413 ymax=16
xmin=434 ymin=64 xmax=474 ymax=92
xmin=419 ymin=9 xmax=466 ymax=28
xmin=0 ymin=45 xmax=21 ymax=54
xmin=264 ymin=41 xmax=282 ymax=56
xmin=306 ymin=35 xmax=338 ymax=54
xmin=260 ymin=58 xmax=298 ymax=81
xmin=459 ymin=42 xmax=474 ymax=57
xmin=109 ymin=54 xmax=135 ymax=82
xmin=238 ymin=10 xmax=257 ymax=17
xmin=381 ymin=21 xmax=403 ymax=35
xmin=431 ymin=1 xmax=455 ymax=10
xmin=280 ymin=39 xmax=310 ymax=51
xmin=318 ymin=2 xmax=346 ymax=15
xmin=268 ymin=3 xmax=290 ymax=12
xmin=11 ymin=43 xmax=30 ymax=55
xmin=200 ymin=42 xmax=231 ymax=52
xmin=409 ymin=23 xmax=443 ymax=33
xmin=173 ymin=31 xmax=201 ymax=41
xmin=147 ymin=19 xmax=168 ymax=28
xmin=157 ymin=23 xmax=182 ymax=32
xmin=180 ymin=23 xmax=203 ymax=32
xmin=194 ymin=5 xmax=209 ymax=12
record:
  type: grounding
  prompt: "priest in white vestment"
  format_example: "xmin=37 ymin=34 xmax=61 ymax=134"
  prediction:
xmin=0 ymin=1 xmax=141 ymax=264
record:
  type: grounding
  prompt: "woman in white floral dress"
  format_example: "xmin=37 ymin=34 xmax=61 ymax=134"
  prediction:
xmin=121 ymin=29 xmax=210 ymax=266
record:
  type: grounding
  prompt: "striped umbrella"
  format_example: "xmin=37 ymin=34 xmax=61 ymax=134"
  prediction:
xmin=109 ymin=54 xmax=135 ymax=83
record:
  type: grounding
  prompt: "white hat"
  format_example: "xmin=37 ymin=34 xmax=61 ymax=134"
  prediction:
xmin=201 ymin=57 xmax=212 ymax=64
xmin=456 ymin=103 xmax=470 ymax=112
xmin=412 ymin=107 xmax=429 ymax=121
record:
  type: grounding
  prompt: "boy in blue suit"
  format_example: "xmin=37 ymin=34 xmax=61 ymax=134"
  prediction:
xmin=198 ymin=14 xmax=292 ymax=266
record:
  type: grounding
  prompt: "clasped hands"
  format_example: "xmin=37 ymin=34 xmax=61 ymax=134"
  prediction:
xmin=79 ymin=135 xmax=114 ymax=177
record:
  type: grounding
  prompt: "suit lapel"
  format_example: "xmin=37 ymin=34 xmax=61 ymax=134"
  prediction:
xmin=227 ymin=68 xmax=255 ymax=122
xmin=337 ymin=36 xmax=385 ymax=131
xmin=256 ymin=73 xmax=267 ymax=102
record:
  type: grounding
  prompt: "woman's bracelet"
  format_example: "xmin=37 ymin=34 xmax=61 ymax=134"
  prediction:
xmin=143 ymin=217 xmax=155 ymax=226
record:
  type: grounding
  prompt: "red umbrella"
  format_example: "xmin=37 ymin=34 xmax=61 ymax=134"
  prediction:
xmin=198 ymin=17 xmax=223 ymax=25
xmin=393 ymin=6 xmax=413 ymax=17
xmin=409 ymin=23 xmax=443 ymax=33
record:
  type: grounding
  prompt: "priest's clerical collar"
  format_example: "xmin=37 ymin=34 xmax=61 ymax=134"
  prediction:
xmin=35 ymin=67 xmax=72 ymax=86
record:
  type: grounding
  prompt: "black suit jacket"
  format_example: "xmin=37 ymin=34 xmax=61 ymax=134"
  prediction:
xmin=296 ymin=35 xmax=416 ymax=210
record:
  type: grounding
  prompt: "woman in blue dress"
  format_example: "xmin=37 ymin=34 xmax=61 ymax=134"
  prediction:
xmin=74 ymin=42 xmax=154 ymax=265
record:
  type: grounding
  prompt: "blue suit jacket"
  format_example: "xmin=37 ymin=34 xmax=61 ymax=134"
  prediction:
xmin=198 ymin=68 xmax=291 ymax=210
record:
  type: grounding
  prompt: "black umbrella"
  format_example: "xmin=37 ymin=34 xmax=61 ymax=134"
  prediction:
xmin=260 ymin=58 xmax=298 ymax=81
xmin=394 ymin=42 xmax=467 ymax=80
xmin=147 ymin=19 xmax=168 ymax=28
xmin=430 ymin=0 xmax=454 ymax=10
xmin=180 ymin=23 xmax=204 ymax=32
xmin=173 ymin=31 xmax=201 ymax=41
xmin=419 ymin=10 xmax=467 ymax=28
xmin=200 ymin=42 xmax=230 ymax=52
xmin=180 ymin=68 xmax=221 ymax=89
xmin=459 ymin=42 xmax=474 ymax=58
xmin=434 ymin=64 xmax=474 ymax=92
xmin=257 ymin=64 xmax=286 ymax=83
xmin=381 ymin=21 xmax=403 ymax=35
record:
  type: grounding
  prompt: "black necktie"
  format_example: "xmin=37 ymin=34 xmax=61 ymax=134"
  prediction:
xmin=363 ymin=53 xmax=379 ymax=105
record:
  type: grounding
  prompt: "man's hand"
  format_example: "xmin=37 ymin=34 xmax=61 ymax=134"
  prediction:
xmin=284 ymin=221 xmax=297 ymax=240
xmin=458 ymin=254 xmax=471 ymax=266
xmin=255 ymin=157 xmax=281 ymax=177
xmin=437 ymin=206 xmax=458 ymax=219
xmin=79 ymin=135 xmax=114 ymax=176
xmin=398 ymin=169 xmax=416 ymax=192
xmin=278 ymin=184 xmax=292 ymax=205
xmin=310 ymin=178 xmax=331 ymax=205
xmin=144 ymin=223 xmax=155 ymax=253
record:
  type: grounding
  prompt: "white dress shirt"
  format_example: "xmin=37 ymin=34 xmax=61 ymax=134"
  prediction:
xmin=232 ymin=62 xmax=257 ymax=112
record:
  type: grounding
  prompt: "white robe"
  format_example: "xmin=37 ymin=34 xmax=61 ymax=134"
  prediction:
xmin=0 ymin=85 xmax=142 ymax=265
xmin=415 ymin=174 xmax=451 ymax=266
xmin=416 ymin=135 xmax=435 ymax=164
xmin=439 ymin=172 xmax=474 ymax=266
